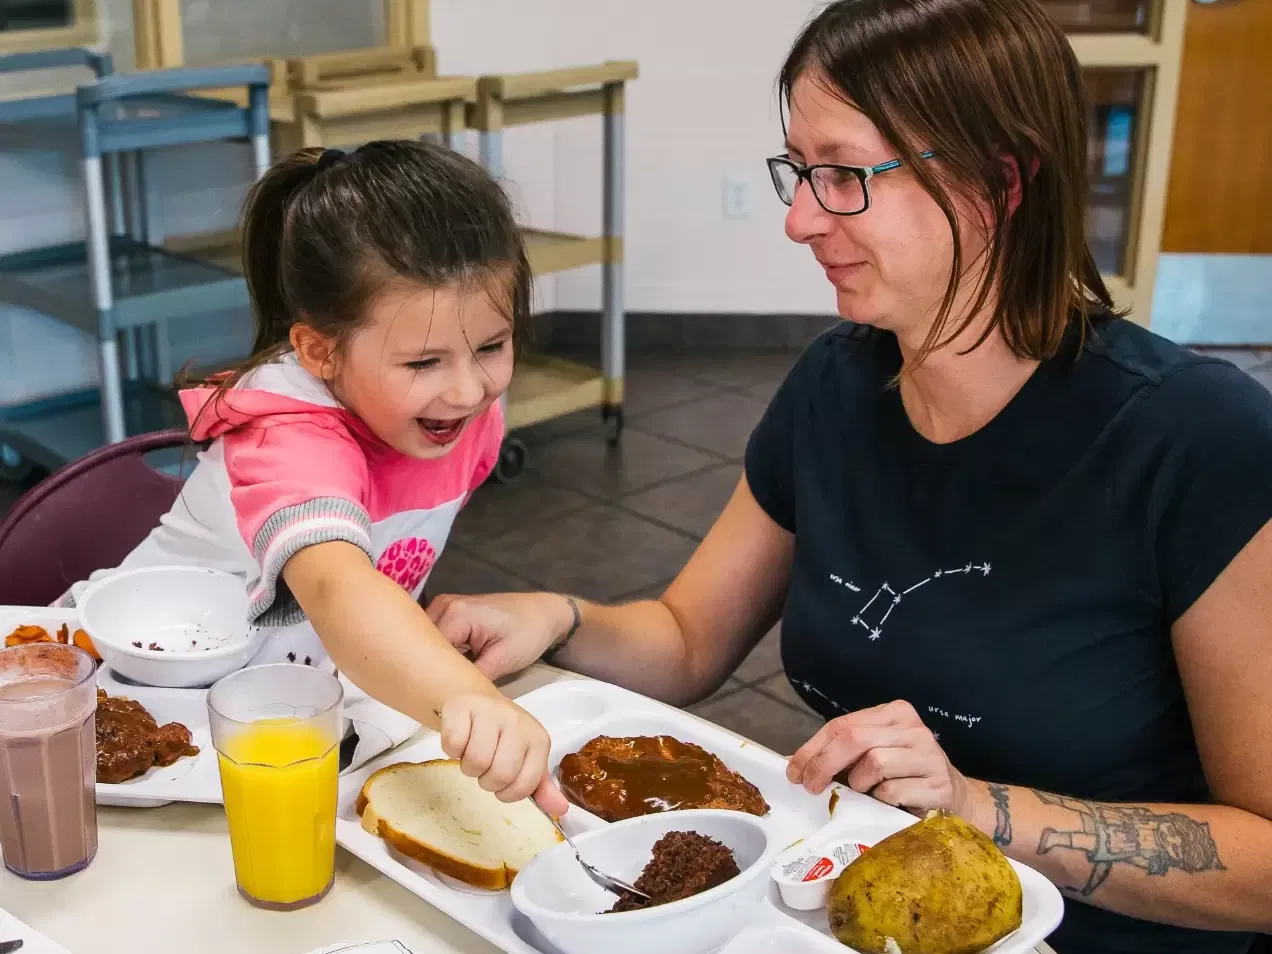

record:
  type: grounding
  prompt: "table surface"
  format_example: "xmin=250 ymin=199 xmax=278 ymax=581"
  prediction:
xmin=2 ymin=664 xmax=1056 ymax=954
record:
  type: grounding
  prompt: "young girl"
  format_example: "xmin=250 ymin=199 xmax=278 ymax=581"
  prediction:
xmin=62 ymin=140 xmax=566 ymax=814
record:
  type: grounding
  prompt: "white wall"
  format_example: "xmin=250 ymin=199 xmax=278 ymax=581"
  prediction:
xmin=0 ymin=0 xmax=832 ymax=406
xmin=546 ymin=0 xmax=828 ymax=315
xmin=437 ymin=0 xmax=832 ymax=314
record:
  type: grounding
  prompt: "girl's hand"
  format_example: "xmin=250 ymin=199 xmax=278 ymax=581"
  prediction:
xmin=786 ymin=699 xmax=975 ymax=818
xmin=438 ymin=693 xmax=569 ymax=817
xmin=427 ymin=592 xmax=575 ymax=681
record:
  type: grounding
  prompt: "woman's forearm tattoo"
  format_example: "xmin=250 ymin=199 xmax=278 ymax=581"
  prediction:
xmin=988 ymin=782 xmax=1013 ymax=847
xmin=1035 ymin=791 xmax=1225 ymax=896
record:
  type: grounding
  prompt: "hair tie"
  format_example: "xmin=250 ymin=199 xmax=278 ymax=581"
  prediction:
xmin=316 ymin=147 xmax=346 ymax=171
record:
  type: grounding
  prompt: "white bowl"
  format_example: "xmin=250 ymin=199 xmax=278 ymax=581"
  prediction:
xmin=78 ymin=566 xmax=263 ymax=689
xmin=510 ymin=809 xmax=777 ymax=954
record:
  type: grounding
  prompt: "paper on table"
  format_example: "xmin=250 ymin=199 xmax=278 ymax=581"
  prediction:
xmin=0 ymin=909 xmax=71 ymax=954
xmin=338 ymin=674 xmax=421 ymax=775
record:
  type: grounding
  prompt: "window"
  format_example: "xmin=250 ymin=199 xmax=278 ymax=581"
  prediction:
xmin=1083 ymin=68 xmax=1148 ymax=276
xmin=1040 ymin=1 xmax=1153 ymax=34
xmin=0 ymin=0 xmax=96 ymax=53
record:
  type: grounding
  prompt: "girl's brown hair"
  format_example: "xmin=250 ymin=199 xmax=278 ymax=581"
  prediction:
xmin=193 ymin=139 xmax=531 ymax=400
xmin=780 ymin=0 xmax=1124 ymax=363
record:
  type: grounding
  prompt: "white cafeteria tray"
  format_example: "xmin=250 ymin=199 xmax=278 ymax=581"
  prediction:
xmin=94 ymin=664 xmax=221 ymax=808
xmin=0 ymin=606 xmax=220 ymax=809
xmin=335 ymin=679 xmax=1064 ymax=954
xmin=0 ymin=905 xmax=71 ymax=954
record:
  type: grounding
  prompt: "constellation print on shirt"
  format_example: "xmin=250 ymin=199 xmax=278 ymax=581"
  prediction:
xmin=833 ymin=561 xmax=991 ymax=641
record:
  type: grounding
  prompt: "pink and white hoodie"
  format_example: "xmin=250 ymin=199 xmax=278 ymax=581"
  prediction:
xmin=61 ymin=354 xmax=502 ymax=670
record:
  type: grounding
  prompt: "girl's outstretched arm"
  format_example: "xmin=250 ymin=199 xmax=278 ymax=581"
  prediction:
xmin=282 ymin=540 xmax=567 ymax=813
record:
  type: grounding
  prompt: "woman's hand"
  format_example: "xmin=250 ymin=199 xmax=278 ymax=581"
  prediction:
xmin=427 ymin=592 xmax=574 ymax=681
xmin=438 ymin=693 xmax=569 ymax=816
xmin=787 ymin=699 xmax=976 ymax=818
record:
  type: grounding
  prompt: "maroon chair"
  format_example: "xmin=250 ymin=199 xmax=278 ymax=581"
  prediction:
xmin=0 ymin=430 xmax=190 ymax=607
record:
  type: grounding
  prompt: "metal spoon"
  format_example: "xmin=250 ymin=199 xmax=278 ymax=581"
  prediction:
xmin=428 ymin=710 xmax=650 ymax=900
xmin=532 ymin=802 xmax=652 ymax=901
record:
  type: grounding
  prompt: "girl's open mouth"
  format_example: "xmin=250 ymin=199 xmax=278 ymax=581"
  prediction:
xmin=417 ymin=416 xmax=467 ymax=446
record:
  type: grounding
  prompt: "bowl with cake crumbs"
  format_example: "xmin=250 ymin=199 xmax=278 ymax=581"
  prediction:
xmin=79 ymin=566 xmax=264 ymax=689
xmin=510 ymin=809 xmax=777 ymax=954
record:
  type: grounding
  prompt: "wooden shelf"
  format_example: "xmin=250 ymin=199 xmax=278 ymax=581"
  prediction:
xmin=165 ymin=227 xmax=619 ymax=280
xmin=525 ymin=229 xmax=616 ymax=275
xmin=505 ymin=353 xmax=603 ymax=430
xmin=162 ymin=229 xmax=241 ymax=273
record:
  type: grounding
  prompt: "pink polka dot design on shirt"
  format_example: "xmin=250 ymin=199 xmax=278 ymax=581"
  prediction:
xmin=375 ymin=537 xmax=437 ymax=593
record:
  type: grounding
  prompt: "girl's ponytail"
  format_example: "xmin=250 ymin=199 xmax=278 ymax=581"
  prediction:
xmin=239 ymin=149 xmax=325 ymax=357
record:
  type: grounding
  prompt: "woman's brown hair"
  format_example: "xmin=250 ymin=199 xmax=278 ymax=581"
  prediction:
xmin=191 ymin=139 xmax=531 ymax=405
xmin=780 ymin=0 xmax=1124 ymax=363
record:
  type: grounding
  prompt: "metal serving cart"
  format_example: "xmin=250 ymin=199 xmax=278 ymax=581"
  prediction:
xmin=0 ymin=53 xmax=271 ymax=474
xmin=127 ymin=0 xmax=635 ymax=485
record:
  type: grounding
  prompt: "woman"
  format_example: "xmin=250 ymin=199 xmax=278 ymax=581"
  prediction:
xmin=428 ymin=1 xmax=1272 ymax=951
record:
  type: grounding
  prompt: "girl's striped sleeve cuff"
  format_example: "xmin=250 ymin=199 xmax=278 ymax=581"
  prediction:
xmin=249 ymin=496 xmax=372 ymax=627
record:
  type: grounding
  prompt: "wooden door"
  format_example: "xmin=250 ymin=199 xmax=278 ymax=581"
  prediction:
xmin=1161 ymin=0 xmax=1272 ymax=254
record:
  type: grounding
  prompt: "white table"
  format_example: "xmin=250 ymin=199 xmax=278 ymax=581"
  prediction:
xmin=3 ymin=664 xmax=1056 ymax=954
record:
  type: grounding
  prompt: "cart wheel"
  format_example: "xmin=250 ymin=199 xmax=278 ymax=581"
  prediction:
xmin=493 ymin=437 xmax=528 ymax=485
xmin=602 ymin=404 xmax=624 ymax=447
xmin=0 ymin=442 xmax=34 ymax=483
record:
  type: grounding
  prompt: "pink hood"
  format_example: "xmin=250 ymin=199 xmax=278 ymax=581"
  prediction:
xmin=179 ymin=385 xmax=351 ymax=442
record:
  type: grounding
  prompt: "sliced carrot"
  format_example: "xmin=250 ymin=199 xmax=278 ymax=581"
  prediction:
xmin=4 ymin=625 xmax=54 ymax=648
xmin=72 ymin=629 xmax=102 ymax=662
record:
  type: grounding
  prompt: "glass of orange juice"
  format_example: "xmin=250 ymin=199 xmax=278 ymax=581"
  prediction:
xmin=208 ymin=663 xmax=344 ymax=910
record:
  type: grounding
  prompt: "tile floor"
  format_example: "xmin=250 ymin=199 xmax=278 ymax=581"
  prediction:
xmin=3 ymin=345 xmax=1270 ymax=757
xmin=429 ymin=349 xmax=826 ymax=756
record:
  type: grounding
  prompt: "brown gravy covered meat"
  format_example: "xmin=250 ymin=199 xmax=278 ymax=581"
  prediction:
xmin=608 ymin=830 xmax=741 ymax=913
xmin=95 ymin=690 xmax=199 ymax=784
xmin=558 ymin=735 xmax=769 ymax=821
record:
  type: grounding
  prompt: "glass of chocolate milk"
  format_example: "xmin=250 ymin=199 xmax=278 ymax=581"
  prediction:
xmin=0 ymin=642 xmax=98 ymax=880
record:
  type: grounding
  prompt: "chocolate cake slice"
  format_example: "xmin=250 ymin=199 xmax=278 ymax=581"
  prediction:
xmin=607 ymin=830 xmax=741 ymax=913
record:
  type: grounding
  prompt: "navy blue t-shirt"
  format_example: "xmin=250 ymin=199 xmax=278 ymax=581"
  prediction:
xmin=744 ymin=317 xmax=1272 ymax=954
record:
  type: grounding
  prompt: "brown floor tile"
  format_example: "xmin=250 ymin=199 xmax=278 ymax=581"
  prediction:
xmin=517 ymin=409 xmax=601 ymax=447
xmin=741 ymin=377 xmax=782 ymax=403
xmin=622 ymin=367 xmax=722 ymax=416
xmin=621 ymin=463 xmax=742 ymax=539
xmin=634 ymin=351 xmax=800 ymax=390
xmin=631 ymin=391 xmax=769 ymax=460
xmin=454 ymin=471 xmax=591 ymax=546
xmin=612 ymin=579 xmax=674 ymax=602
xmin=529 ymin=428 xmax=721 ymax=499
xmin=425 ymin=548 xmax=534 ymax=598
xmin=684 ymin=351 xmax=798 ymax=388
xmin=513 ymin=370 xmax=718 ymax=446
xmin=733 ymin=623 xmax=783 ymax=685
xmin=463 ymin=503 xmax=699 ymax=602
xmin=689 ymin=677 xmax=746 ymax=709
xmin=690 ymin=687 xmax=823 ymax=757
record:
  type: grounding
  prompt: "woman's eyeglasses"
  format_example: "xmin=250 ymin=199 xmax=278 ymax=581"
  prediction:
xmin=766 ymin=151 xmax=936 ymax=216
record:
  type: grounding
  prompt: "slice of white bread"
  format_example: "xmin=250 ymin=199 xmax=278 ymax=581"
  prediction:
xmin=355 ymin=759 xmax=564 ymax=890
